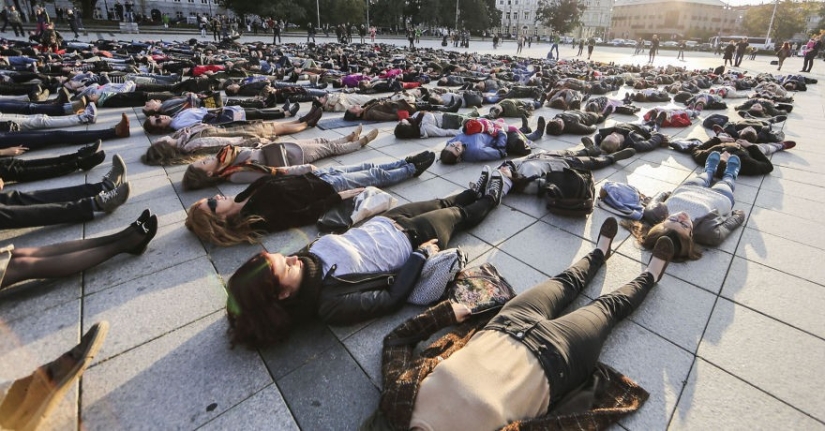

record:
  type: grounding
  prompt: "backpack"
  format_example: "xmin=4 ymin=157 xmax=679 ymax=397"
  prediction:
xmin=539 ymin=168 xmax=595 ymax=217
xmin=505 ymin=131 xmax=532 ymax=157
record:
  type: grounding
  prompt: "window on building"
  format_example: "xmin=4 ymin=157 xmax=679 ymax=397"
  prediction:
xmin=176 ymin=11 xmax=183 ymax=17
xmin=506 ymin=12 xmax=510 ymax=20
xmin=524 ymin=12 xmax=528 ymax=20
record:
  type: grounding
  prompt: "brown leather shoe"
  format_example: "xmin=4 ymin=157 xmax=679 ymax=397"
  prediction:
xmin=598 ymin=217 xmax=619 ymax=259
xmin=649 ymin=236 xmax=675 ymax=282
xmin=114 ymin=113 xmax=130 ymax=138
xmin=0 ymin=322 xmax=109 ymax=431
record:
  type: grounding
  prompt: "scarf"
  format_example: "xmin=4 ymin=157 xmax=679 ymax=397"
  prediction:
xmin=282 ymin=253 xmax=324 ymax=322
xmin=214 ymin=145 xmax=276 ymax=179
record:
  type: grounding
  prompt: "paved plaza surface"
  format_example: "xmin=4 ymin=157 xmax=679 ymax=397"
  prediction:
xmin=1 ymin=32 xmax=824 ymax=430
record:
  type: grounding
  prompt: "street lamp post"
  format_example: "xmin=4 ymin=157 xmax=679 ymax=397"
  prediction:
xmin=316 ymin=0 xmax=320 ymax=29
xmin=455 ymin=0 xmax=459 ymax=31
xmin=765 ymin=0 xmax=778 ymax=46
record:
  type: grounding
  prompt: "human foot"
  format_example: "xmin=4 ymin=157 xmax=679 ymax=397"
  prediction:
xmin=347 ymin=124 xmax=363 ymax=142
xmin=597 ymin=217 xmax=618 ymax=258
xmin=127 ymin=213 xmax=158 ymax=255
xmin=114 ymin=113 xmax=130 ymax=138
xmin=470 ymin=165 xmax=491 ymax=199
xmin=358 ymin=129 xmax=379 ymax=146
xmin=405 ymin=151 xmax=436 ymax=177
xmin=646 ymin=236 xmax=675 ymax=282
xmin=102 ymin=154 xmax=127 ymax=190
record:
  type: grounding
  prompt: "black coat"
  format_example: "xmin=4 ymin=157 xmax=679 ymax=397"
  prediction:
xmin=238 ymin=174 xmax=341 ymax=232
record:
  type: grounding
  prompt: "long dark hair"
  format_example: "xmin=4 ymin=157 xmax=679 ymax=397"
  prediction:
xmin=394 ymin=121 xmax=421 ymax=139
xmin=226 ymin=252 xmax=292 ymax=349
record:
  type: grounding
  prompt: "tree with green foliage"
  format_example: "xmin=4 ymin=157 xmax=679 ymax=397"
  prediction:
xmin=741 ymin=0 xmax=813 ymax=42
xmin=536 ymin=0 xmax=585 ymax=35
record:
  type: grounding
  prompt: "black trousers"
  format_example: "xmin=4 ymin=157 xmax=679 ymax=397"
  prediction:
xmin=0 ymin=182 xmax=103 ymax=229
xmin=0 ymin=152 xmax=81 ymax=183
xmin=0 ymin=128 xmax=118 ymax=150
xmin=382 ymin=189 xmax=495 ymax=249
xmin=486 ymin=250 xmax=655 ymax=405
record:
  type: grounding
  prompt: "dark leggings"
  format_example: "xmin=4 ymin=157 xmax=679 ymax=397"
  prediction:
xmin=382 ymin=189 xmax=495 ymax=249
xmin=486 ymin=250 xmax=655 ymax=404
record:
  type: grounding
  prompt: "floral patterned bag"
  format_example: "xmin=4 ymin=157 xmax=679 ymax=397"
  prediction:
xmin=448 ymin=263 xmax=516 ymax=315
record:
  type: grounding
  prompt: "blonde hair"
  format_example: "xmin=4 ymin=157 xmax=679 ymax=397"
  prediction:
xmin=142 ymin=142 xmax=218 ymax=166
xmin=185 ymin=202 xmax=266 ymax=246
xmin=622 ymin=220 xmax=701 ymax=261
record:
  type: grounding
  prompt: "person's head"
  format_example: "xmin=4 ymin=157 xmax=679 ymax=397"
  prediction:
xmin=600 ymin=132 xmax=625 ymax=153
xmin=739 ymin=126 xmax=758 ymax=142
xmin=142 ymin=99 xmax=163 ymax=116
xmin=440 ymin=141 xmax=464 ymax=164
xmin=545 ymin=118 xmax=565 ymax=135
xmin=488 ymin=104 xmax=503 ymax=118
xmin=626 ymin=211 xmax=701 ymax=261
xmin=223 ymin=82 xmax=241 ymax=95
xmin=782 ymin=42 xmax=791 ymax=49
xmin=474 ymin=81 xmax=486 ymax=91
xmin=185 ymin=195 xmax=263 ymax=246
xmin=143 ymin=115 xmax=173 ymax=134
xmin=182 ymin=156 xmax=223 ymax=190
xmin=393 ymin=119 xmax=421 ymax=139
xmin=548 ymin=97 xmax=568 ymax=110
xmin=225 ymin=252 xmax=305 ymax=348
xmin=343 ymin=105 xmax=363 ymax=121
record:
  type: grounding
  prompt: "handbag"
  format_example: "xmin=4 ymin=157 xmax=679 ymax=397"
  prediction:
xmin=407 ymin=248 xmax=467 ymax=305
xmin=448 ymin=263 xmax=516 ymax=314
xmin=316 ymin=197 xmax=356 ymax=233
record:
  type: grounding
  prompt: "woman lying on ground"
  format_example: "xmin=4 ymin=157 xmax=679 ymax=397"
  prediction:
xmin=624 ymin=151 xmax=745 ymax=259
xmin=0 ymin=209 xmax=157 ymax=290
xmin=141 ymin=102 xmax=317 ymax=134
xmin=0 ymin=140 xmax=104 ymax=184
xmin=141 ymin=117 xmax=340 ymax=166
xmin=392 ymin=111 xmax=481 ymax=139
xmin=185 ymin=152 xmax=438 ymax=246
xmin=224 ymin=173 xmax=508 ymax=347
xmin=362 ymin=219 xmax=675 ymax=430
xmin=0 ymin=113 xmax=129 ymax=152
xmin=181 ymin=126 xmax=380 ymax=190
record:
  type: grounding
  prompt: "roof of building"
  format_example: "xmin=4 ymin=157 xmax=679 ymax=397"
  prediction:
xmin=614 ymin=0 xmax=726 ymax=7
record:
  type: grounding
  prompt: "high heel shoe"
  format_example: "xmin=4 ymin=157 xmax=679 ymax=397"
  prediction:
xmin=128 ymin=214 xmax=158 ymax=255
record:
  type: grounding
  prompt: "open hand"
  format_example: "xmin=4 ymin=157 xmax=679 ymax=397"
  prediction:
xmin=0 ymin=146 xmax=29 ymax=157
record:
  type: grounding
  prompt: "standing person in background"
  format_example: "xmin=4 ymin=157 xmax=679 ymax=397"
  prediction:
xmin=66 ymin=8 xmax=80 ymax=39
xmin=273 ymin=19 xmax=281 ymax=44
xmin=676 ymin=40 xmax=686 ymax=60
xmin=587 ymin=36 xmax=595 ymax=60
xmin=550 ymin=33 xmax=560 ymax=59
xmin=648 ymin=34 xmax=660 ymax=63
xmin=577 ymin=38 xmax=584 ymax=56
xmin=734 ymin=37 xmax=749 ymax=67
xmin=801 ymin=35 xmax=822 ymax=73
xmin=307 ymin=21 xmax=315 ymax=43
xmin=723 ymin=40 xmax=736 ymax=67
xmin=6 ymin=6 xmax=22 ymax=37
xmin=517 ymin=35 xmax=524 ymax=55
xmin=776 ymin=42 xmax=791 ymax=71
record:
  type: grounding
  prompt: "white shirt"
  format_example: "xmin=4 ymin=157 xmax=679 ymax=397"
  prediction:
xmin=311 ymin=217 xmax=412 ymax=276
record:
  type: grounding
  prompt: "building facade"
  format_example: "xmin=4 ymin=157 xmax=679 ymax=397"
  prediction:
xmin=494 ymin=0 xmax=543 ymax=38
xmin=611 ymin=0 xmax=741 ymax=41
xmin=577 ymin=0 xmax=613 ymax=40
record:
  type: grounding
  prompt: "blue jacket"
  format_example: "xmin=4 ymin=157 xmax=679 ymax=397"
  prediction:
xmin=599 ymin=182 xmax=644 ymax=220
xmin=447 ymin=132 xmax=507 ymax=162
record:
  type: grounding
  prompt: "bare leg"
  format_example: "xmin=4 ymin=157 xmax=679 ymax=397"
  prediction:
xmin=268 ymin=120 xmax=308 ymax=136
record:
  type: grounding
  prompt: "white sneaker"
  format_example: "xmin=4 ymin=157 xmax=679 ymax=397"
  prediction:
xmin=80 ymin=102 xmax=98 ymax=124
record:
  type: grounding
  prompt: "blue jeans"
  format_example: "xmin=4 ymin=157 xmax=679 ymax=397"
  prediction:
xmin=313 ymin=160 xmax=414 ymax=192
xmin=684 ymin=172 xmax=735 ymax=205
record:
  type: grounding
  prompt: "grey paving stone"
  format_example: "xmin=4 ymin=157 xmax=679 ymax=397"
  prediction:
xmin=755 ymin=187 xmax=825 ymax=223
xmin=499 ymin=220 xmax=602 ymax=277
xmin=341 ymin=305 xmax=424 ymax=388
xmin=199 ymin=385 xmax=299 ymax=431
xmin=260 ymin=319 xmax=341 ymax=380
xmin=772 ymin=164 xmax=825 ymax=188
xmin=671 ymin=358 xmax=825 ymax=430
xmin=82 ymin=312 xmax=271 ymax=430
xmin=747 ymin=206 xmax=825 ymax=250
xmin=0 ymin=275 xmax=81 ymax=325
xmin=469 ymin=247 xmax=550 ymax=295
xmin=467 ymin=204 xmax=538 ymax=246
xmin=276 ymin=343 xmax=379 ymax=431
xmin=736 ymin=227 xmax=825 ymax=285
xmin=698 ymin=299 xmax=825 ymax=422
xmin=0 ymin=300 xmax=80 ymax=431
xmin=599 ymin=322 xmax=695 ymax=430
xmin=83 ymin=221 xmax=206 ymax=294
xmin=82 ymin=256 xmax=226 ymax=362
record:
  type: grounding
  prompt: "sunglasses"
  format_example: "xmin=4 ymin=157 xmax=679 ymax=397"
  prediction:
xmin=667 ymin=215 xmax=692 ymax=233
xmin=207 ymin=197 xmax=218 ymax=213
